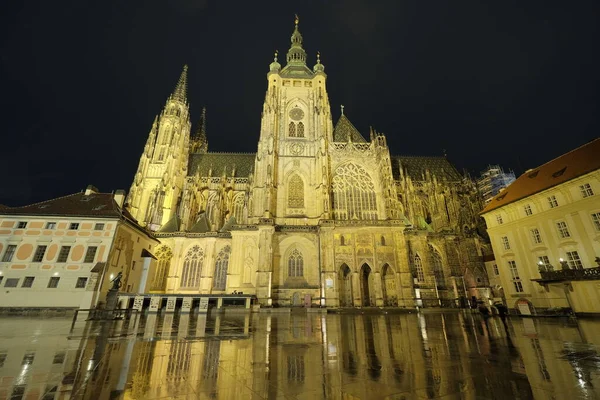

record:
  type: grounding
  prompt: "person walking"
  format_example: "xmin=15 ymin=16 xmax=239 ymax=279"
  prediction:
xmin=495 ymin=302 xmax=510 ymax=333
xmin=478 ymin=301 xmax=491 ymax=335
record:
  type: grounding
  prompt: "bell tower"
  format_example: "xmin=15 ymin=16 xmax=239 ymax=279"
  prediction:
xmin=127 ymin=65 xmax=192 ymax=231
xmin=250 ymin=16 xmax=334 ymax=224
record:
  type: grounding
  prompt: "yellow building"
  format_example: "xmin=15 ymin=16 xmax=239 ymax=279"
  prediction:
xmin=481 ymin=138 xmax=600 ymax=315
xmin=0 ymin=185 xmax=159 ymax=310
xmin=125 ymin=18 xmax=492 ymax=309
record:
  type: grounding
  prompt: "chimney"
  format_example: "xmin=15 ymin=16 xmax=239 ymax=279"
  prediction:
xmin=85 ymin=185 xmax=99 ymax=196
xmin=114 ymin=190 xmax=126 ymax=208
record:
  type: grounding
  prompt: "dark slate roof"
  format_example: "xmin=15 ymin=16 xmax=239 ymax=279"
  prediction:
xmin=392 ymin=156 xmax=462 ymax=182
xmin=188 ymin=152 xmax=256 ymax=177
xmin=189 ymin=213 xmax=211 ymax=233
xmin=333 ymin=115 xmax=367 ymax=143
xmin=0 ymin=192 xmax=127 ymax=218
xmin=159 ymin=214 xmax=181 ymax=233
xmin=482 ymin=138 xmax=600 ymax=214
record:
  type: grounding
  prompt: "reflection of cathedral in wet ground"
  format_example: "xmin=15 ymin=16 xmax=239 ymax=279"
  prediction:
xmin=126 ymin=18 xmax=492 ymax=307
xmin=43 ymin=313 xmax=600 ymax=399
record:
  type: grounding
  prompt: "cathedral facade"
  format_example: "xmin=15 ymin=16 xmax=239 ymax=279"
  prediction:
xmin=126 ymin=19 xmax=491 ymax=308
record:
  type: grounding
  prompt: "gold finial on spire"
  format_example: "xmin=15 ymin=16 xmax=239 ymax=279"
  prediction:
xmin=295 ymin=14 xmax=299 ymax=26
xmin=341 ymin=105 xmax=345 ymax=116
xmin=317 ymin=51 xmax=321 ymax=63
xmin=274 ymin=50 xmax=278 ymax=61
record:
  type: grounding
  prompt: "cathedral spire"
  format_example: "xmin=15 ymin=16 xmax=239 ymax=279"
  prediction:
xmin=171 ymin=64 xmax=188 ymax=103
xmin=286 ymin=15 xmax=307 ymax=66
xmin=190 ymin=107 xmax=208 ymax=153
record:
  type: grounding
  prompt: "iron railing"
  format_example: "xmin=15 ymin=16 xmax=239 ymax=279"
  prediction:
xmin=538 ymin=266 xmax=600 ymax=282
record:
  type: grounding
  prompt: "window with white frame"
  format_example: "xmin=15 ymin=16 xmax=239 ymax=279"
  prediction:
xmin=501 ymin=236 xmax=511 ymax=250
xmin=566 ymin=251 xmax=583 ymax=269
xmin=17 ymin=221 xmax=27 ymax=229
xmin=32 ymin=245 xmax=47 ymax=262
xmin=22 ymin=276 xmax=35 ymax=288
xmin=84 ymin=247 xmax=97 ymax=263
xmin=45 ymin=222 xmax=56 ymax=229
xmin=538 ymin=255 xmax=552 ymax=270
xmin=530 ymin=228 xmax=542 ymax=244
xmin=47 ymin=277 xmax=60 ymax=288
xmin=592 ymin=212 xmax=600 ymax=231
xmin=2 ymin=245 xmax=17 ymax=262
xmin=69 ymin=222 xmax=79 ymax=230
xmin=556 ymin=221 xmax=571 ymax=239
xmin=496 ymin=214 xmax=503 ymax=224
xmin=508 ymin=260 xmax=523 ymax=293
xmin=524 ymin=204 xmax=533 ymax=216
xmin=94 ymin=223 xmax=105 ymax=230
xmin=580 ymin=183 xmax=594 ymax=198
xmin=548 ymin=195 xmax=558 ymax=208
xmin=57 ymin=246 xmax=71 ymax=263
xmin=493 ymin=264 xmax=499 ymax=275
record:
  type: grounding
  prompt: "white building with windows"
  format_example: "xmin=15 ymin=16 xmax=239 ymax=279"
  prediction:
xmin=124 ymin=18 xmax=492 ymax=308
xmin=0 ymin=186 xmax=158 ymax=310
xmin=481 ymin=138 xmax=600 ymax=315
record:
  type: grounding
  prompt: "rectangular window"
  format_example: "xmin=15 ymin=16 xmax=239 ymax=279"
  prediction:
xmin=580 ymin=183 xmax=594 ymax=198
xmin=496 ymin=214 xmax=503 ymax=224
xmin=508 ymin=260 xmax=523 ymax=293
xmin=591 ymin=212 xmax=600 ymax=231
xmin=22 ymin=276 xmax=35 ymax=288
xmin=2 ymin=244 xmax=17 ymax=262
xmin=75 ymin=277 xmax=88 ymax=288
xmin=0 ymin=276 xmax=3 ymax=285
xmin=4 ymin=278 xmax=19 ymax=287
xmin=94 ymin=223 xmax=105 ymax=230
xmin=22 ymin=352 xmax=35 ymax=365
xmin=47 ymin=277 xmax=60 ymax=288
xmin=501 ymin=236 xmax=510 ymax=250
xmin=538 ymin=256 xmax=552 ymax=270
xmin=57 ymin=246 xmax=71 ymax=263
xmin=17 ymin=221 xmax=27 ymax=229
xmin=69 ymin=222 xmax=79 ymax=230
xmin=566 ymin=251 xmax=583 ymax=269
xmin=52 ymin=352 xmax=65 ymax=364
xmin=84 ymin=246 xmax=97 ymax=263
xmin=45 ymin=222 xmax=56 ymax=229
xmin=548 ymin=195 xmax=559 ymax=208
xmin=32 ymin=245 xmax=47 ymax=262
xmin=524 ymin=204 xmax=533 ymax=216
xmin=556 ymin=221 xmax=571 ymax=239
xmin=493 ymin=264 xmax=499 ymax=275
xmin=531 ymin=228 xmax=542 ymax=244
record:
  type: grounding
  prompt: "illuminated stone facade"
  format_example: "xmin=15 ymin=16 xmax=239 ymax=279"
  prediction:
xmin=127 ymin=19 xmax=491 ymax=308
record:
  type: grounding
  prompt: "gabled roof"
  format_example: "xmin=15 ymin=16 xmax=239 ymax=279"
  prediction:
xmin=333 ymin=115 xmax=367 ymax=143
xmin=481 ymin=138 xmax=600 ymax=214
xmin=159 ymin=214 xmax=181 ymax=233
xmin=188 ymin=152 xmax=256 ymax=178
xmin=0 ymin=192 xmax=125 ymax=218
xmin=392 ymin=156 xmax=462 ymax=182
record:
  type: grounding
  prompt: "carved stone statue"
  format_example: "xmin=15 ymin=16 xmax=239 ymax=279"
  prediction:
xmin=110 ymin=272 xmax=123 ymax=291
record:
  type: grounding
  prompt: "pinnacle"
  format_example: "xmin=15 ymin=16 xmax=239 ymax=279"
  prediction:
xmin=172 ymin=65 xmax=188 ymax=103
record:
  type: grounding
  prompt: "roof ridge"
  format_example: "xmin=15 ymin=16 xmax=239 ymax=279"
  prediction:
xmin=203 ymin=152 xmax=256 ymax=156
xmin=519 ymin=137 xmax=600 ymax=176
xmin=393 ymin=155 xmax=447 ymax=159
xmin=8 ymin=192 xmax=83 ymax=209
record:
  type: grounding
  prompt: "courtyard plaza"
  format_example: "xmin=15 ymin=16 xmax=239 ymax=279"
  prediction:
xmin=0 ymin=310 xmax=598 ymax=399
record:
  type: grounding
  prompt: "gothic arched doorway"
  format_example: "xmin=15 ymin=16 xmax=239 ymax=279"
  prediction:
xmin=338 ymin=264 xmax=353 ymax=307
xmin=361 ymin=264 xmax=373 ymax=306
xmin=381 ymin=264 xmax=396 ymax=306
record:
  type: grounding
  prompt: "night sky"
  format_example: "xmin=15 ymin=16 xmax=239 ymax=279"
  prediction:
xmin=1 ymin=1 xmax=598 ymax=206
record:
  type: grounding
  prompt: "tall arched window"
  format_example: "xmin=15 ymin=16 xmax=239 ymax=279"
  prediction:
xmin=180 ymin=245 xmax=204 ymax=288
xmin=289 ymin=122 xmax=296 ymax=137
xmin=206 ymin=192 xmax=218 ymax=230
xmin=429 ymin=245 xmax=446 ymax=286
xmin=332 ymin=163 xmax=378 ymax=220
xmin=340 ymin=236 xmax=345 ymax=246
xmin=213 ymin=246 xmax=230 ymax=290
xmin=288 ymin=249 xmax=304 ymax=277
xmin=232 ymin=193 xmax=245 ymax=224
xmin=297 ymin=122 xmax=305 ymax=137
xmin=414 ymin=254 xmax=425 ymax=282
xmin=288 ymin=175 xmax=304 ymax=208
xmin=381 ymin=236 xmax=386 ymax=246
xmin=152 ymin=246 xmax=172 ymax=291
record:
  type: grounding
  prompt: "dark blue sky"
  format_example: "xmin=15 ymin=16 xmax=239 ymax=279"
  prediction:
xmin=1 ymin=0 xmax=598 ymax=206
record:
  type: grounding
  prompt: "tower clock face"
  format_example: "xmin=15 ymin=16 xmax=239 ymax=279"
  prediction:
xmin=289 ymin=108 xmax=304 ymax=121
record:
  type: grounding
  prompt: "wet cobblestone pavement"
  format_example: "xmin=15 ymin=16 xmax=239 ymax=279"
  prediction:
xmin=0 ymin=310 xmax=599 ymax=399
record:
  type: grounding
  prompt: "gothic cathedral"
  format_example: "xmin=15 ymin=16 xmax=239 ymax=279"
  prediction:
xmin=126 ymin=19 xmax=490 ymax=308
